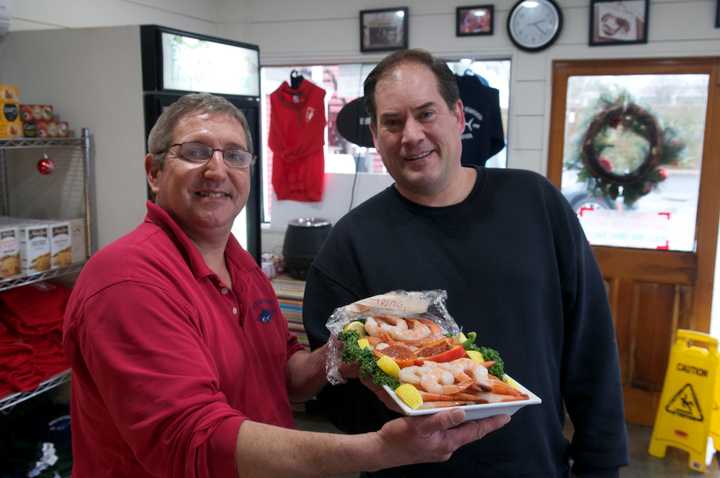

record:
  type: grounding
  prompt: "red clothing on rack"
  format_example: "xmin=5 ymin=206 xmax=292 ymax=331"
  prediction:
xmin=0 ymin=283 xmax=70 ymax=396
xmin=269 ymin=80 xmax=326 ymax=201
xmin=64 ymin=201 xmax=304 ymax=478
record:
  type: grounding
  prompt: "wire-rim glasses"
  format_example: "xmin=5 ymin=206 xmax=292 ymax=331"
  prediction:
xmin=158 ymin=142 xmax=255 ymax=169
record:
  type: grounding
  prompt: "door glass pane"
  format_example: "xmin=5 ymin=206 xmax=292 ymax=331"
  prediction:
xmin=561 ymin=74 xmax=708 ymax=252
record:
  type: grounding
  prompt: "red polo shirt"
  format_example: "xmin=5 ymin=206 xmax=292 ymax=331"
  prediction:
xmin=63 ymin=202 xmax=303 ymax=477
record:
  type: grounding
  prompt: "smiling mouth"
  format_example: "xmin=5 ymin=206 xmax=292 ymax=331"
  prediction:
xmin=195 ymin=191 xmax=231 ymax=198
xmin=404 ymin=150 xmax=433 ymax=161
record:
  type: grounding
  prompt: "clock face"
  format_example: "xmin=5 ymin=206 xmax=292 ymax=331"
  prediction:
xmin=507 ymin=0 xmax=563 ymax=52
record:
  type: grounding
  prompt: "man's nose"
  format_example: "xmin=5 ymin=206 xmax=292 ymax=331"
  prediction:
xmin=203 ymin=150 xmax=229 ymax=176
xmin=401 ymin=117 xmax=424 ymax=145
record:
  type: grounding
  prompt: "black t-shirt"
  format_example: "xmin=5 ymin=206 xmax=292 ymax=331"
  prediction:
xmin=456 ymin=74 xmax=505 ymax=167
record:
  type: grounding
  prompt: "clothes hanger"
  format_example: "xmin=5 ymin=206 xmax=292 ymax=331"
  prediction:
xmin=290 ymin=69 xmax=304 ymax=89
xmin=463 ymin=68 xmax=489 ymax=87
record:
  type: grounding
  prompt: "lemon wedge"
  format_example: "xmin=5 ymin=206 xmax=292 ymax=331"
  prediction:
xmin=376 ymin=355 xmax=400 ymax=379
xmin=395 ymin=383 xmax=423 ymax=409
xmin=357 ymin=338 xmax=371 ymax=350
xmin=466 ymin=350 xmax=484 ymax=364
xmin=454 ymin=332 xmax=468 ymax=344
xmin=343 ymin=321 xmax=366 ymax=337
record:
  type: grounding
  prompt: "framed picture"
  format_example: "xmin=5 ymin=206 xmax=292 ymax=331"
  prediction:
xmin=589 ymin=0 xmax=649 ymax=46
xmin=456 ymin=5 xmax=494 ymax=37
xmin=360 ymin=7 xmax=409 ymax=52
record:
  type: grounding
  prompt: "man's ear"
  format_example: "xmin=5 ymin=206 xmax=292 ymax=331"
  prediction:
xmin=145 ymin=153 xmax=160 ymax=196
xmin=369 ymin=122 xmax=379 ymax=150
xmin=454 ymin=99 xmax=465 ymax=134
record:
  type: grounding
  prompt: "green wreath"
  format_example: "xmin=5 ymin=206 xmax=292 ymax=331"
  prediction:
xmin=568 ymin=93 xmax=685 ymax=207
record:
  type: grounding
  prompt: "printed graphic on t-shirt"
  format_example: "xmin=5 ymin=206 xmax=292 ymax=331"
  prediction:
xmin=306 ymin=107 xmax=315 ymax=122
xmin=462 ymin=106 xmax=484 ymax=141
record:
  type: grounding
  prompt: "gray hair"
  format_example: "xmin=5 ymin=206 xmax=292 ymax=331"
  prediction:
xmin=363 ymin=48 xmax=459 ymax=126
xmin=147 ymin=93 xmax=253 ymax=171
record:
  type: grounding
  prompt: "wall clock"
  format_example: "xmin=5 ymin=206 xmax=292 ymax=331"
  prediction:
xmin=507 ymin=0 xmax=563 ymax=52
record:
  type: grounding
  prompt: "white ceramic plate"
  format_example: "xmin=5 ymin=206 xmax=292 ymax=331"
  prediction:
xmin=383 ymin=375 xmax=542 ymax=421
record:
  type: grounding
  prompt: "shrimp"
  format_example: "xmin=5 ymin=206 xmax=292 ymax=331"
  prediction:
xmin=434 ymin=358 xmax=489 ymax=384
xmin=390 ymin=319 xmax=431 ymax=342
xmin=364 ymin=315 xmax=408 ymax=338
xmin=472 ymin=376 xmax=529 ymax=399
xmin=399 ymin=364 xmax=472 ymax=395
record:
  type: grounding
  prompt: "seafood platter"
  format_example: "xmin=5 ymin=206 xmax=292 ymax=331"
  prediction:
xmin=326 ymin=291 xmax=541 ymax=421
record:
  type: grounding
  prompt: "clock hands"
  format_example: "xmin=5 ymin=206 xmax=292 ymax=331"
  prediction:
xmin=529 ymin=19 xmax=548 ymax=35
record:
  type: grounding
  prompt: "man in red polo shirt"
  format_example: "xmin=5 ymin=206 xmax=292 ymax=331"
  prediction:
xmin=62 ymin=93 xmax=508 ymax=477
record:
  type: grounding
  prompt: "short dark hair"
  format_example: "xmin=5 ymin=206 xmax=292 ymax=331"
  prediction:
xmin=363 ymin=49 xmax=459 ymax=125
xmin=147 ymin=93 xmax=252 ymax=172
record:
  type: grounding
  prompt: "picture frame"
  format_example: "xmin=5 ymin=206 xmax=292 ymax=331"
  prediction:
xmin=589 ymin=0 xmax=649 ymax=46
xmin=360 ymin=7 xmax=409 ymax=52
xmin=716 ymin=0 xmax=720 ymax=28
xmin=456 ymin=5 xmax=494 ymax=37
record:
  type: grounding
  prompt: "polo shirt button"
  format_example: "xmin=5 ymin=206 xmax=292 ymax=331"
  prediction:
xmin=221 ymin=288 xmax=229 ymax=295
xmin=232 ymin=307 xmax=238 ymax=315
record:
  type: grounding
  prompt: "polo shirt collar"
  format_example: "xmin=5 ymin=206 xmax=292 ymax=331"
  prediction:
xmin=143 ymin=201 xmax=251 ymax=280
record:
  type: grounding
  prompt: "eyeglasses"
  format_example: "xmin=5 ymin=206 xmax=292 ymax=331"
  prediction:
xmin=160 ymin=142 xmax=255 ymax=169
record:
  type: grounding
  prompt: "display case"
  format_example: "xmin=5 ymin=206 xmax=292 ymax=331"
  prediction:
xmin=0 ymin=128 xmax=94 ymax=412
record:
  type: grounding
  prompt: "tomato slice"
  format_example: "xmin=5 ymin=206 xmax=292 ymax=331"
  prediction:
xmin=373 ymin=344 xmax=422 ymax=368
xmin=420 ymin=345 xmax=466 ymax=363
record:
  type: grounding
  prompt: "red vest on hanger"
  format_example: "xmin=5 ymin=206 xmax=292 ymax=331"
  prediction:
xmin=269 ymin=80 xmax=326 ymax=201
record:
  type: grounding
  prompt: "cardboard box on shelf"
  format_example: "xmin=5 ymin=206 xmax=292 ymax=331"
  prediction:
xmin=69 ymin=218 xmax=87 ymax=262
xmin=0 ymin=226 xmax=21 ymax=278
xmin=50 ymin=222 xmax=72 ymax=269
xmin=18 ymin=223 xmax=51 ymax=274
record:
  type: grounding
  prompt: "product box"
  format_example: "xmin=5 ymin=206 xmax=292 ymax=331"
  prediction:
xmin=0 ymin=226 xmax=21 ymax=279
xmin=69 ymin=218 xmax=87 ymax=262
xmin=0 ymin=101 xmax=22 ymax=139
xmin=50 ymin=222 xmax=72 ymax=269
xmin=0 ymin=84 xmax=20 ymax=103
xmin=18 ymin=224 xmax=51 ymax=274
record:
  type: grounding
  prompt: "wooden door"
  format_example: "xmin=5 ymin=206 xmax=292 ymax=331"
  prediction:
xmin=547 ymin=58 xmax=720 ymax=425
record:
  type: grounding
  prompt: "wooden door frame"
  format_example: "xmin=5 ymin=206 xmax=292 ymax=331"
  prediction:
xmin=547 ymin=57 xmax=720 ymax=334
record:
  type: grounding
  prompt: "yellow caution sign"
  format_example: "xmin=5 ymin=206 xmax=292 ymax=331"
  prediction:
xmin=649 ymin=330 xmax=719 ymax=472
xmin=710 ymin=363 xmax=720 ymax=450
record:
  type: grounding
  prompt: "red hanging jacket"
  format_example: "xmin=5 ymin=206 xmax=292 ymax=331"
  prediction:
xmin=269 ymin=80 xmax=326 ymax=201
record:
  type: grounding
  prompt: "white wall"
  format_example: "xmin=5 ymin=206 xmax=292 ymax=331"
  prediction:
xmin=1 ymin=1 xmax=223 ymax=248
xmin=0 ymin=27 xmax=147 ymax=248
xmin=5 ymin=0 xmax=217 ymax=35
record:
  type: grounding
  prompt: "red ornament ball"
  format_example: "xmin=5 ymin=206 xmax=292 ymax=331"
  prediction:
xmin=37 ymin=157 xmax=55 ymax=175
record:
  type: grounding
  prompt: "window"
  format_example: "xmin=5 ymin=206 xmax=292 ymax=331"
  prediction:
xmin=260 ymin=59 xmax=510 ymax=222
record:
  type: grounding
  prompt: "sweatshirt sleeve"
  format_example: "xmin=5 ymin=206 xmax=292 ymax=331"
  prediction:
xmin=548 ymin=184 xmax=629 ymax=475
xmin=73 ymin=281 xmax=245 ymax=477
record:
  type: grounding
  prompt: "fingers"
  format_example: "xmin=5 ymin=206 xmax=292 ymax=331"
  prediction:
xmin=446 ymin=414 xmax=511 ymax=447
xmin=339 ymin=361 xmax=360 ymax=379
xmin=414 ymin=408 xmax=465 ymax=434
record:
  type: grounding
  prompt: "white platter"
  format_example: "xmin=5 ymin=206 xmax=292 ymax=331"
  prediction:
xmin=383 ymin=375 xmax=542 ymax=421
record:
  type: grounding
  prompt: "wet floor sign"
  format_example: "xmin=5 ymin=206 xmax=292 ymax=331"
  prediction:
xmin=649 ymin=330 xmax=719 ymax=472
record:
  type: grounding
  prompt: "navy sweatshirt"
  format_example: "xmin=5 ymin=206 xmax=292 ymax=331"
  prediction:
xmin=303 ymin=167 xmax=628 ymax=477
